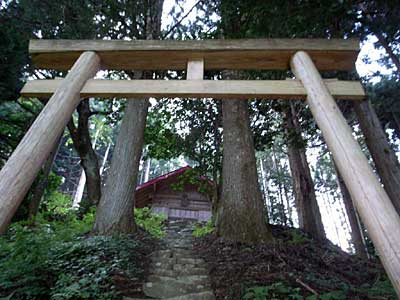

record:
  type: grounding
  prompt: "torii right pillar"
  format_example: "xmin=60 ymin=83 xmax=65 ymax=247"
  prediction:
xmin=291 ymin=51 xmax=400 ymax=296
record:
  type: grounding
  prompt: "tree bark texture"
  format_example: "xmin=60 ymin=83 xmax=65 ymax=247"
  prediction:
xmin=284 ymin=103 xmax=326 ymax=241
xmin=216 ymin=87 xmax=273 ymax=243
xmin=68 ymin=99 xmax=101 ymax=206
xmin=93 ymin=99 xmax=149 ymax=234
xmin=333 ymin=162 xmax=368 ymax=258
xmin=354 ymin=99 xmax=400 ymax=216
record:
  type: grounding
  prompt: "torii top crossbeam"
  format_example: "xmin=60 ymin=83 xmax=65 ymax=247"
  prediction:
xmin=2 ymin=39 xmax=400 ymax=297
xmin=30 ymin=38 xmax=358 ymax=71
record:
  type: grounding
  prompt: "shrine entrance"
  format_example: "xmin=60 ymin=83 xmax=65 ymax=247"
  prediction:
xmin=0 ymin=38 xmax=399 ymax=294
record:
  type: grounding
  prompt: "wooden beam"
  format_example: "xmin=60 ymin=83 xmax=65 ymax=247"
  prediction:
xmin=187 ymin=59 xmax=204 ymax=80
xmin=291 ymin=51 xmax=400 ymax=297
xmin=21 ymin=79 xmax=365 ymax=100
xmin=29 ymin=38 xmax=359 ymax=71
xmin=0 ymin=51 xmax=101 ymax=234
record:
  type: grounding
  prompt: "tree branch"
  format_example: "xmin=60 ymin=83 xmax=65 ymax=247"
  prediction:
xmin=162 ymin=0 xmax=202 ymax=38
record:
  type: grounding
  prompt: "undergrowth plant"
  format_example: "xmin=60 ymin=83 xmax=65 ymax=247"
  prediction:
xmin=134 ymin=207 xmax=166 ymax=238
xmin=288 ymin=229 xmax=310 ymax=246
xmin=0 ymin=210 xmax=148 ymax=300
xmin=192 ymin=219 xmax=214 ymax=237
xmin=243 ymin=280 xmax=396 ymax=300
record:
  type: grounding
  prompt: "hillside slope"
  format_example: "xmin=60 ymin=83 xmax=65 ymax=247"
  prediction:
xmin=194 ymin=225 xmax=396 ymax=300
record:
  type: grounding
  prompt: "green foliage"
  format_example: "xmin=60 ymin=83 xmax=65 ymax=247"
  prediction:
xmin=0 ymin=214 xmax=92 ymax=299
xmin=192 ymin=220 xmax=215 ymax=237
xmin=134 ymin=207 xmax=166 ymax=238
xmin=48 ymin=236 xmax=143 ymax=300
xmin=144 ymin=110 xmax=181 ymax=160
xmin=0 ymin=213 xmax=146 ymax=300
xmin=243 ymin=282 xmax=348 ymax=300
xmin=150 ymin=97 xmax=222 ymax=181
xmin=243 ymin=282 xmax=303 ymax=300
xmin=41 ymin=191 xmax=73 ymax=219
xmin=354 ymin=278 xmax=397 ymax=299
xmin=288 ymin=229 xmax=310 ymax=246
xmin=306 ymin=291 xmax=346 ymax=300
xmin=170 ymin=168 xmax=214 ymax=197
xmin=243 ymin=279 xmax=396 ymax=300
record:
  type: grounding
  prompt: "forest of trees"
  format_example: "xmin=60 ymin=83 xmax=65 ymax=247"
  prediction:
xmin=1 ymin=0 xmax=400 ymax=299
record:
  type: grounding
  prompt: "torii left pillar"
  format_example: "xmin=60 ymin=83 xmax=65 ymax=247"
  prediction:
xmin=0 ymin=51 xmax=101 ymax=233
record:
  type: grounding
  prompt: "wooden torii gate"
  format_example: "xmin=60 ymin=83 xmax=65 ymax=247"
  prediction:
xmin=0 ymin=39 xmax=399 ymax=294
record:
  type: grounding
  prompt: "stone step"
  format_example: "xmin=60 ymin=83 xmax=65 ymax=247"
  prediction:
xmin=165 ymin=291 xmax=215 ymax=300
xmin=173 ymin=264 xmax=209 ymax=276
xmin=149 ymin=268 xmax=178 ymax=277
xmin=150 ymin=250 xmax=173 ymax=258
xmin=148 ymin=274 xmax=210 ymax=286
xmin=139 ymin=221 xmax=215 ymax=300
xmin=176 ymin=257 xmax=205 ymax=265
xmin=122 ymin=297 xmax=153 ymax=300
xmin=166 ymin=240 xmax=192 ymax=245
xmin=143 ymin=280 xmax=209 ymax=298
xmin=164 ymin=236 xmax=193 ymax=241
xmin=151 ymin=261 xmax=174 ymax=270
xmin=165 ymin=239 xmax=192 ymax=243
xmin=165 ymin=231 xmax=192 ymax=234
xmin=151 ymin=257 xmax=177 ymax=265
xmin=172 ymin=249 xmax=195 ymax=256
xmin=150 ymin=266 xmax=209 ymax=277
xmin=150 ymin=249 xmax=194 ymax=255
xmin=172 ymin=263 xmax=195 ymax=271
xmin=168 ymin=246 xmax=193 ymax=250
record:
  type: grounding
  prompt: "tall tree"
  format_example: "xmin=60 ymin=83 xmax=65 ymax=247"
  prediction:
xmin=216 ymin=94 xmax=272 ymax=243
xmin=93 ymin=0 xmax=164 ymax=234
xmin=357 ymin=1 xmax=400 ymax=76
xmin=284 ymin=103 xmax=325 ymax=241
xmin=333 ymin=163 xmax=368 ymax=258
xmin=353 ymin=99 xmax=400 ymax=215
xmin=93 ymin=99 xmax=149 ymax=234
xmin=67 ymin=100 xmax=101 ymax=207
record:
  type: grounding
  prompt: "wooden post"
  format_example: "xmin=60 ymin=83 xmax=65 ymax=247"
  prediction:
xmin=0 ymin=51 xmax=100 ymax=234
xmin=186 ymin=58 xmax=204 ymax=80
xmin=291 ymin=51 xmax=400 ymax=296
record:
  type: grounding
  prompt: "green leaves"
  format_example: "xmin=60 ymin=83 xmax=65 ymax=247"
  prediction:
xmin=243 ymin=279 xmax=396 ymax=300
xmin=243 ymin=282 xmax=302 ymax=300
xmin=135 ymin=207 xmax=167 ymax=238
xmin=243 ymin=283 xmax=346 ymax=300
xmin=192 ymin=220 xmax=214 ymax=237
xmin=0 ymin=213 xmax=148 ymax=299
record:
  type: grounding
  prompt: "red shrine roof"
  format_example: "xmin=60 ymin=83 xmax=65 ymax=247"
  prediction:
xmin=136 ymin=165 xmax=192 ymax=192
xmin=135 ymin=166 xmax=192 ymax=207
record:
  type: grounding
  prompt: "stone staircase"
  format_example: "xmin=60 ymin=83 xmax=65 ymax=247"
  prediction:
xmin=124 ymin=219 xmax=215 ymax=300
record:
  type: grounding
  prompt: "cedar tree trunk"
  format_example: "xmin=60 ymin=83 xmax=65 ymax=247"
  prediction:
xmin=354 ymin=100 xmax=400 ymax=215
xmin=216 ymin=90 xmax=272 ymax=243
xmin=93 ymin=99 xmax=149 ymax=234
xmin=334 ymin=163 xmax=368 ymax=258
xmin=92 ymin=0 xmax=163 ymax=235
xmin=284 ymin=103 xmax=326 ymax=241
